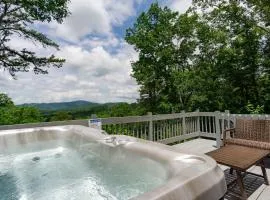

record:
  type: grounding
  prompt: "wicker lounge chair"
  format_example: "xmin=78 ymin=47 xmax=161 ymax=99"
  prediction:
xmin=207 ymin=119 xmax=270 ymax=199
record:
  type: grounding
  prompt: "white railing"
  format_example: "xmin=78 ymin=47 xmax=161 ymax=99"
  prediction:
xmin=100 ymin=111 xmax=228 ymax=147
xmin=1 ymin=111 xmax=269 ymax=148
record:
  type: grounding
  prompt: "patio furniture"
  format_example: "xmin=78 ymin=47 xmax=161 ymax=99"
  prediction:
xmin=207 ymin=119 xmax=270 ymax=199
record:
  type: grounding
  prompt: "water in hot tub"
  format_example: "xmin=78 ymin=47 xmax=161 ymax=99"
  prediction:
xmin=0 ymin=141 xmax=168 ymax=200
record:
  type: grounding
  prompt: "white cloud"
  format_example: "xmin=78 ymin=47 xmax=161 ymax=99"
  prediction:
xmin=1 ymin=41 xmax=139 ymax=104
xmin=168 ymin=0 xmax=192 ymax=13
xmin=1 ymin=0 xmax=142 ymax=104
xmin=52 ymin=0 xmax=110 ymax=41
xmin=80 ymin=36 xmax=119 ymax=49
xmin=105 ymin=0 xmax=137 ymax=25
xmin=1 ymin=0 xmax=192 ymax=104
xmin=49 ymin=0 xmax=139 ymax=42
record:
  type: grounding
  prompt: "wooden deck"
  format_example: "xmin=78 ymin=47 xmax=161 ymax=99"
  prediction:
xmin=173 ymin=138 xmax=270 ymax=200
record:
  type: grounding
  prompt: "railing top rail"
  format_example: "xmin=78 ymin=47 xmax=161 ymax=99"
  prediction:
xmin=1 ymin=111 xmax=269 ymax=131
xmin=152 ymin=112 xmax=199 ymax=121
xmin=198 ymin=112 xmax=218 ymax=116
xmin=101 ymin=115 xmax=150 ymax=125
xmin=102 ymin=112 xmax=201 ymax=125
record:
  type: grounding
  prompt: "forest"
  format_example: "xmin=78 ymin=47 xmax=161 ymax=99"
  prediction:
xmin=0 ymin=93 xmax=146 ymax=125
xmin=0 ymin=0 xmax=269 ymax=125
xmin=126 ymin=1 xmax=269 ymax=114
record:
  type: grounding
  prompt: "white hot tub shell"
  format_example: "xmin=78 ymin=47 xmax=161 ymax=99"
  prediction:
xmin=0 ymin=125 xmax=226 ymax=200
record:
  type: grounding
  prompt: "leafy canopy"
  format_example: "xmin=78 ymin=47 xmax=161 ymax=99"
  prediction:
xmin=126 ymin=1 xmax=270 ymax=113
xmin=0 ymin=0 xmax=70 ymax=77
xmin=126 ymin=4 xmax=201 ymax=113
xmin=50 ymin=111 xmax=72 ymax=121
xmin=0 ymin=93 xmax=14 ymax=107
xmin=0 ymin=93 xmax=43 ymax=125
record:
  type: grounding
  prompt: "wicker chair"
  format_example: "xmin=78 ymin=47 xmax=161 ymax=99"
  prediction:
xmin=207 ymin=119 xmax=270 ymax=199
xmin=224 ymin=119 xmax=270 ymax=150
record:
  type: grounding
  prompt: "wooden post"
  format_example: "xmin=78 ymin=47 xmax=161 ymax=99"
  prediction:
xmin=148 ymin=112 xmax=153 ymax=141
xmin=215 ymin=111 xmax=221 ymax=148
xmin=261 ymin=160 xmax=269 ymax=185
xmin=181 ymin=110 xmax=186 ymax=136
xmin=236 ymin=170 xmax=248 ymax=199
xmin=196 ymin=109 xmax=200 ymax=135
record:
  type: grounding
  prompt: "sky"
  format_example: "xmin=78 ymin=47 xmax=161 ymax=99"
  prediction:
xmin=1 ymin=0 xmax=192 ymax=104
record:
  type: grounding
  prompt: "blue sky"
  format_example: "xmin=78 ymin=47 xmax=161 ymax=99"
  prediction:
xmin=113 ymin=1 xmax=163 ymax=38
xmin=1 ymin=0 xmax=191 ymax=104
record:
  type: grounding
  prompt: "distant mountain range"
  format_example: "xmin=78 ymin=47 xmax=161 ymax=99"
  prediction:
xmin=18 ymin=100 xmax=102 ymax=111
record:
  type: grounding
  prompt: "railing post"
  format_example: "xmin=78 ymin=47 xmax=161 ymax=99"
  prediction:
xmin=181 ymin=110 xmax=186 ymax=135
xmin=148 ymin=112 xmax=153 ymax=141
xmin=215 ymin=111 xmax=221 ymax=148
xmin=225 ymin=110 xmax=230 ymax=128
xmin=196 ymin=109 xmax=200 ymax=135
xmin=91 ymin=114 xmax=97 ymax=119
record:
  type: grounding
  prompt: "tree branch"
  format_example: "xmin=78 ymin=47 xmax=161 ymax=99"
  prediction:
xmin=0 ymin=2 xmax=9 ymax=24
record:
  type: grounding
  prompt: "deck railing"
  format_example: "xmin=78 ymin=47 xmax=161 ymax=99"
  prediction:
xmin=100 ymin=111 xmax=231 ymax=147
xmin=1 ymin=111 xmax=269 ymax=147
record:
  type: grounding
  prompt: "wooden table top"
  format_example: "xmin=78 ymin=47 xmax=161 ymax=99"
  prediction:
xmin=207 ymin=145 xmax=270 ymax=170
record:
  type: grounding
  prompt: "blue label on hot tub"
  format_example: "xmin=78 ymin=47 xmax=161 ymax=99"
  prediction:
xmin=89 ymin=119 xmax=102 ymax=129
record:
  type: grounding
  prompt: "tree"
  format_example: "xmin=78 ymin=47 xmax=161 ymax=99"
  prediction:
xmin=193 ymin=0 xmax=270 ymax=28
xmin=0 ymin=93 xmax=44 ymax=125
xmin=106 ymin=103 xmax=145 ymax=117
xmin=50 ymin=111 xmax=72 ymax=121
xmin=192 ymin=0 xmax=270 ymax=113
xmin=0 ymin=0 xmax=70 ymax=77
xmin=126 ymin=3 xmax=200 ymax=113
xmin=0 ymin=106 xmax=44 ymax=125
xmin=0 ymin=93 xmax=14 ymax=107
xmin=127 ymin=2 xmax=270 ymax=113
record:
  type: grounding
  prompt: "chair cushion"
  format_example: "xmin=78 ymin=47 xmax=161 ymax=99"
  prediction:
xmin=226 ymin=138 xmax=270 ymax=150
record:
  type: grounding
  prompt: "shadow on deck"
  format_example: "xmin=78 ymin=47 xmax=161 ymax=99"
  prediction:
xmin=224 ymin=168 xmax=265 ymax=200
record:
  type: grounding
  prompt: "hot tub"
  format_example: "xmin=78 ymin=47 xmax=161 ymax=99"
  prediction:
xmin=0 ymin=125 xmax=226 ymax=200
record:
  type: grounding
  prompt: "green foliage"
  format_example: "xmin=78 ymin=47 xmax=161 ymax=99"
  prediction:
xmin=0 ymin=0 xmax=70 ymax=77
xmin=0 ymin=106 xmax=44 ymax=125
xmin=245 ymin=102 xmax=264 ymax=114
xmin=39 ymin=102 xmax=146 ymax=121
xmin=0 ymin=93 xmax=14 ymax=107
xmin=0 ymin=94 xmax=145 ymax=125
xmin=126 ymin=3 xmax=200 ymax=113
xmin=126 ymin=2 xmax=270 ymax=114
xmin=192 ymin=0 xmax=270 ymax=113
xmin=50 ymin=111 xmax=72 ymax=121
xmin=0 ymin=93 xmax=43 ymax=125
xmin=97 ymin=103 xmax=146 ymax=118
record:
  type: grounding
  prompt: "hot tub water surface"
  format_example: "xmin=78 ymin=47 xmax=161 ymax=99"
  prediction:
xmin=0 ymin=126 xmax=227 ymax=200
xmin=0 ymin=140 xmax=167 ymax=200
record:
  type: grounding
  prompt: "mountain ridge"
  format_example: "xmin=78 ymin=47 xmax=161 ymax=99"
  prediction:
xmin=18 ymin=100 xmax=102 ymax=111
